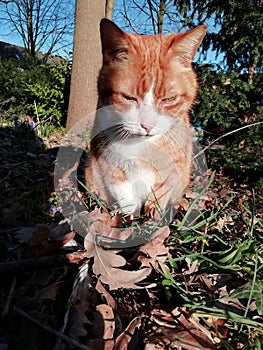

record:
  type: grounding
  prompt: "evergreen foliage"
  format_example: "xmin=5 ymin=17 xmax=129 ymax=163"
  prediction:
xmin=0 ymin=58 xmax=70 ymax=126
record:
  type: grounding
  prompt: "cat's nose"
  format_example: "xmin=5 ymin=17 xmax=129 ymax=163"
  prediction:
xmin=141 ymin=123 xmax=152 ymax=135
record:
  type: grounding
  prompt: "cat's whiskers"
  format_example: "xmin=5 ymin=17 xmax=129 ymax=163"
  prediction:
xmin=162 ymin=123 xmax=191 ymax=149
xmin=111 ymin=124 xmax=132 ymax=141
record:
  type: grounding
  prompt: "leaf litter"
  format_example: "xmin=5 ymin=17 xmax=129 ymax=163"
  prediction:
xmin=0 ymin=126 xmax=263 ymax=349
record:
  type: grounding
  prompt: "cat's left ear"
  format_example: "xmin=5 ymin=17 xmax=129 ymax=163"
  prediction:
xmin=170 ymin=25 xmax=207 ymax=65
xmin=100 ymin=18 xmax=128 ymax=64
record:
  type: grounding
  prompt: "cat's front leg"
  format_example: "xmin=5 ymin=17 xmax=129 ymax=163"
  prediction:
xmin=105 ymin=163 xmax=155 ymax=215
xmin=108 ymin=179 xmax=149 ymax=215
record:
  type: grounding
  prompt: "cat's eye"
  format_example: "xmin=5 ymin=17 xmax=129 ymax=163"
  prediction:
xmin=121 ymin=93 xmax=137 ymax=103
xmin=162 ymin=96 xmax=179 ymax=104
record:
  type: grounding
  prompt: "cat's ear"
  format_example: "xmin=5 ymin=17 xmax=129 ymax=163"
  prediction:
xmin=169 ymin=25 xmax=207 ymax=66
xmin=100 ymin=18 xmax=128 ymax=64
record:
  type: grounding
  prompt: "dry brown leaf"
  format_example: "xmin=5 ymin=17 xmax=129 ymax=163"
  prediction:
xmin=89 ymin=339 xmax=115 ymax=350
xmin=92 ymin=304 xmax=115 ymax=339
xmin=22 ymin=281 xmax=64 ymax=310
xmin=183 ymin=257 xmax=199 ymax=276
xmin=151 ymin=309 xmax=177 ymax=328
xmin=80 ymin=210 xmax=154 ymax=289
xmin=65 ymin=264 xmax=98 ymax=340
xmin=95 ymin=279 xmax=117 ymax=310
xmin=28 ymin=223 xmax=75 ymax=257
xmin=144 ymin=344 xmax=162 ymax=350
xmin=114 ymin=316 xmax=142 ymax=350
xmin=136 ymin=226 xmax=170 ymax=268
xmin=208 ymin=317 xmax=228 ymax=338
xmin=85 ymin=238 xmax=151 ymax=290
xmin=149 ymin=308 xmax=217 ymax=350
xmin=72 ymin=209 xmax=132 ymax=241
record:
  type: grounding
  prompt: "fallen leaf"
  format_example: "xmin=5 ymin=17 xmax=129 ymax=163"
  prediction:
xmin=28 ymin=223 xmax=75 ymax=257
xmin=135 ymin=226 xmax=170 ymax=269
xmin=72 ymin=210 xmax=132 ymax=241
xmin=89 ymin=339 xmax=115 ymax=350
xmin=63 ymin=264 xmax=98 ymax=340
xmin=95 ymin=279 xmax=117 ymax=310
xmin=85 ymin=238 xmax=151 ymax=290
xmin=183 ymin=257 xmax=199 ymax=276
xmin=148 ymin=307 xmax=217 ymax=350
xmin=77 ymin=209 xmax=156 ymax=290
xmin=144 ymin=344 xmax=161 ymax=350
xmin=114 ymin=316 xmax=142 ymax=350
xmin=92 ymin=304 xmax=115 ymax=339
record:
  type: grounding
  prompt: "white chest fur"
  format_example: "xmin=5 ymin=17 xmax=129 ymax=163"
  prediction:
xmin=109 ymin=163 xmax=155 ymax=214
xmin=102 ymin=138 xmax=156 ymax=214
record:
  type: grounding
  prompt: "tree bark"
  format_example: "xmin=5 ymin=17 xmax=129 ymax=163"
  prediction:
xmin=66 ymin=0 xmax=106 ymax=132
xmin=157 ymin=0 xmax=166 ymax=34
xmin=105 ymin=0 xmax=114 ymax=19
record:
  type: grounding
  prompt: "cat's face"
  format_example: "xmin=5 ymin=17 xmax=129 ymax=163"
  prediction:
xmin=97 ymin=19 xmax=207 ymax=139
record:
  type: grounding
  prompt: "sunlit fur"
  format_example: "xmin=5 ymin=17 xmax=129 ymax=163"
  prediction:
xmin=85 ymin=19 xmax=207 ymax=215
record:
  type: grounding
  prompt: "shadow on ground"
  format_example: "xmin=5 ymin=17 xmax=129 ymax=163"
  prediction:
xmin=0 ymin=125 xmax=57 ymax=229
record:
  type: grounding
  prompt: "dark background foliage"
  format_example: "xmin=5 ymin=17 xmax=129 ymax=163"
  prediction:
xmin=192 ymin=65 xmax=262 ymax=186
xmin=0 ymin=58 xmax=70 ymax=126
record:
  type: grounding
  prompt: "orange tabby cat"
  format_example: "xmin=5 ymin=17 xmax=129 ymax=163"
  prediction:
xmin=85 ymin=19 xmax=207 ymax=216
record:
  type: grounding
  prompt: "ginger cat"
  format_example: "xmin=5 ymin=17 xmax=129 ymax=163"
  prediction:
xmin=85 ymin=19 xmax=207 ymax=216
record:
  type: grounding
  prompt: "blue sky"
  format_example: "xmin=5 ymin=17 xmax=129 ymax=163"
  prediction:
xmin=0 ymin=0 xmax=224 ymax=65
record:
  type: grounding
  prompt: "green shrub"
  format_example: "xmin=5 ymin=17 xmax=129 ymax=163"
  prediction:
xmin=192 ymin=65 xmax=263 ymax=187
xmin=0 ymin=58 xmax=70 ymax=126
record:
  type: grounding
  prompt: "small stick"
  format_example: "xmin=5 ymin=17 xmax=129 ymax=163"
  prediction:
xmin=34 ymin=100 xmax=41 ymax=137
xmin=14 ymin=306 xmax=93 ymax=350
xmin=0 ymin=251 xmax=87 ymax=274
xmin=2 ymin=276 xmax=17 ymax=316
xmin=193 ymin=121 xmax=263 ymax=159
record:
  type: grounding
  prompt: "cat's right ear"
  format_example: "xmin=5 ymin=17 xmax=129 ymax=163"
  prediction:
xmin=100 ymin=18 xmax=128 ymax=65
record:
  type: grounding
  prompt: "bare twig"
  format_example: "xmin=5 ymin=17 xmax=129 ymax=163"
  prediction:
xmin=2 ymin=277 xmax=17 ymax=316
xmin=34 ymin=100 xmax=41 ymax=137
xmin=193 ymin=121 xmax=263 ymax=159
xmin=0 ymin=251 xmax=87 ymax=274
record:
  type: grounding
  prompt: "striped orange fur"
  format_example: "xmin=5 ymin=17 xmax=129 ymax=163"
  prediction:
xmin=85 ymin=19 xmax=207 ymax=215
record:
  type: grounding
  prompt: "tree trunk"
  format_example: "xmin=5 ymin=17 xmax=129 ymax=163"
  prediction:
xmin=157 ymin=0 xmax=166 ymax=34
xmin=66 ymin=0 xmax=106 ymax=132
xmin=105 ymin=0 xmax=114 ymax=19
xmin=27 ymin=0 xmax=36 ymax=56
